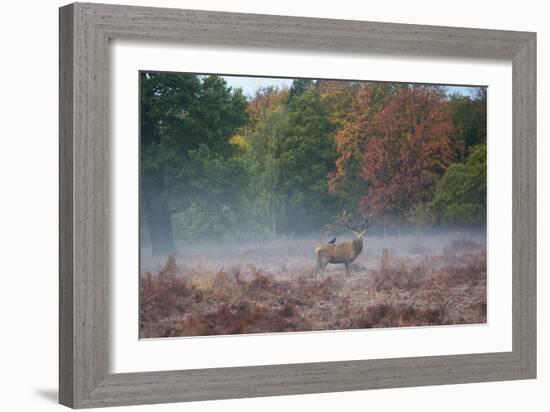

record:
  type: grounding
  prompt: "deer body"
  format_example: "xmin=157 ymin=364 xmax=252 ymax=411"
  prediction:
xmin=315 ymin=234 xmax=363 ymax=277
xmin=314 ymin=211 xmax=371 ymax=278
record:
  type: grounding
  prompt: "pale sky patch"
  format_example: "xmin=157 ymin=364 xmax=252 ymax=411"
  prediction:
xmin=220 ymin=75 xmax=483 ymax=99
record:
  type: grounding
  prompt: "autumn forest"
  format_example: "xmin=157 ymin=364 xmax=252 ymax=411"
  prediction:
xmin=140 ymin=73 xmax=486 ymax=256
xmin=139 ymin=72 xmax=487 ymax=338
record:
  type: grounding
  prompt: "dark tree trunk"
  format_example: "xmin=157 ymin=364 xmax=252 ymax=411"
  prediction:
xmin=143 ymin=177 xmax=176 ymax=257
xmin=140 ymin=85 xmax=176 ymax=257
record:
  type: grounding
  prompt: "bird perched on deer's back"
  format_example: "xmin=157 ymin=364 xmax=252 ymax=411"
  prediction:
xmin=328 ymin=237 xmax=336 ymax=244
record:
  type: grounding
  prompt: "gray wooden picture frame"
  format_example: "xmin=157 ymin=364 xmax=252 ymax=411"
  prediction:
xmin=59 ymin=2 xmax=536 ymax=408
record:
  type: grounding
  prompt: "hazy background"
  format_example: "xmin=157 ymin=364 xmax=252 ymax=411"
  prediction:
xmin=140 ymin=73 xmax=486 ymax=259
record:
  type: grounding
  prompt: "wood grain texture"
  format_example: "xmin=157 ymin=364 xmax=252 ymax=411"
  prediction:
xmin=59 ymin=4 xmax=74 ymax=406
xmin=80 ymin=2 xmax=533 ymax=59
xmin=60 ymin=3 xmax=110 ymax=406
xmin=512 ymin=35 xmax=537 ymax=374
xmin=59 ymin=2 xmax=537 ymax=408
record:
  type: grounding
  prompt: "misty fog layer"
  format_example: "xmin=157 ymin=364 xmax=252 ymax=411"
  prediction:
xmin=140 ymin=231 xmax=486 ymax=276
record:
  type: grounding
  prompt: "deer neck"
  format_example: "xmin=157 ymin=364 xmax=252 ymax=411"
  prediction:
xmin=352 ymin=236 xmax=363 ymax=256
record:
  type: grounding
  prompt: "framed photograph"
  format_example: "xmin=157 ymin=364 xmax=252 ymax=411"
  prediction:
xmin=59 ymin=2 xmax=536 ymax=408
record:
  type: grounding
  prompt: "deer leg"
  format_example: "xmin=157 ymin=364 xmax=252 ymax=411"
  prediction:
xmin=345 ymin=262 xmax=351 ymax=278
xmin=315 ymin=260 xmax=324 ymax=278
xmin=317 ymin=261 xmax=327 ymax=278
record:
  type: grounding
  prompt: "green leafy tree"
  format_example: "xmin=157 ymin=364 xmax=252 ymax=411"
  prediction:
xmin=288 ymin=79 xmax=315 ymax=99
xmin=447 ymin=90 xmax=487 ymax=161
xmin=172 ymin=144 xmax=250 ymax=241
xmin=239 ymin=85 xmax=341 ymax=235
xmin=241 ymin=100 xmax=289 ymax=237
xmin=277 ymin=88 xmax=340 ymax=232
xmin=430 ymin=144 xmax=487 ymax=225
xmin=140 ymin=72 xmax=248 ymax=255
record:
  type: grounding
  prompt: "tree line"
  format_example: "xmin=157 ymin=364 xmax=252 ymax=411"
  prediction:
xmin=140 ymin=72 xmax=486 ymax=255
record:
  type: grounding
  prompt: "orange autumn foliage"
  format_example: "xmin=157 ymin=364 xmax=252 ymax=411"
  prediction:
xmin=331 ymin=85 xmax=454 ymax=218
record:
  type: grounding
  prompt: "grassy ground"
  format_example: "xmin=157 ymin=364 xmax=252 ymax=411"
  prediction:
xmin=139 ymin=233 xmax=486 ymax=338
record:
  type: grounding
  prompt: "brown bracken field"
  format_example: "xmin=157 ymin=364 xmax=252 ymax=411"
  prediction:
xmin=139 ymin=233 xmax=486 ymax=338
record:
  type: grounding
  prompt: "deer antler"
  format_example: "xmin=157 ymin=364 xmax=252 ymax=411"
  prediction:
xmin=358 ymin=212 xmax=373 ymax=231
xmin=332 ymin=210 xmax=373 ymax=232
xmin=334 ymin=210 xmax=358 ymax=232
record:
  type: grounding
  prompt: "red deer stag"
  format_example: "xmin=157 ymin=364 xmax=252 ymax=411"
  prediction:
xmin=314 ymin=211 xmax=372 ymax=278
